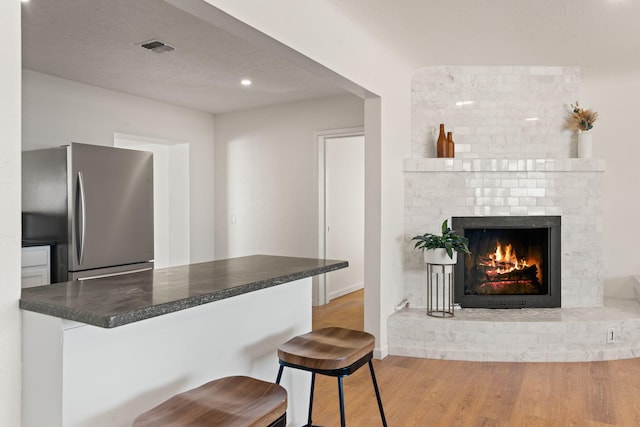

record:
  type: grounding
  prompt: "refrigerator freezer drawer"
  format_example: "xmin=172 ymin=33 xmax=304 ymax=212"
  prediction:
xmin=70 ymin=262 xmax=154 ymax=281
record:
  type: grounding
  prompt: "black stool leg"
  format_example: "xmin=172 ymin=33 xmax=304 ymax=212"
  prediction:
xmin=275 ymin=365 xmax=284 ymax=384
xmin=307 ymin=372 xmax=316 ymax=427
xmin=368 ymin=360 xmax=387 ymax=426
xmin=338 ymin=376 xmax=346 ymax=427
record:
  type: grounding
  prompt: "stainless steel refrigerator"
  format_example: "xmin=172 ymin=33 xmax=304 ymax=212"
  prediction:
xmin=22 ymin=143 xmax=154 ymax=283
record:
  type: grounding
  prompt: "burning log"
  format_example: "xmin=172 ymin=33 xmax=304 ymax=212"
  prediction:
xmin=485 ymin=264 xmax=538 ymax=283
xmin=478 ymin=256 xmax=517 ymax=270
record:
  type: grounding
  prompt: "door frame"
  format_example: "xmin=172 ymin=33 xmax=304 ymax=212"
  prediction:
xmin=314 ymin=126 xmax=365 ymax=306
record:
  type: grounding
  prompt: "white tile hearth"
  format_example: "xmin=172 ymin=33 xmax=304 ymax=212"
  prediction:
xmin=388 ymin=299 xmax=640 ymax=362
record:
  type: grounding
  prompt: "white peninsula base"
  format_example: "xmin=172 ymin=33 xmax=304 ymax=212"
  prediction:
xmin=23 ymin=278 xmax=312 ymax=427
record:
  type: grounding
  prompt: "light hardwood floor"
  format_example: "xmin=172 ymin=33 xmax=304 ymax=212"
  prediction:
xmin=310 ymin=290 xmax=640 ymax=427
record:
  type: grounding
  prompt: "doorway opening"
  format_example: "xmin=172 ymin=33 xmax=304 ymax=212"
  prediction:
xmin=115 ymin=133 xmax=190 ymax=269
xmin=316 ymin=127 xmax=365 ymax=306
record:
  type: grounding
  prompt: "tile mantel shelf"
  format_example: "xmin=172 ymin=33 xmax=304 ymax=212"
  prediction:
xmin=404 ymin=158 xmax=605 ymax=173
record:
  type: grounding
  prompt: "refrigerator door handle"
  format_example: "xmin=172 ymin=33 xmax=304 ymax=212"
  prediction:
xmin=76 ymin=171 xmax=86 ymax=265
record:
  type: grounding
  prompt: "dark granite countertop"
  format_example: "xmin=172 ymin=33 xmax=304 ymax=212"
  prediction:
xmin=20 ymin=255 xmax=347 ymax=328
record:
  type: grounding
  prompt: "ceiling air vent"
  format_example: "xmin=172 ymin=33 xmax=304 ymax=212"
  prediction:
xmin=140 ymin=39 xmax=175 ymax=54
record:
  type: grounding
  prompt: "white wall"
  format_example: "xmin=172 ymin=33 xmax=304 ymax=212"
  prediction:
xmin=22 ymin=70 xmax=215 ymax=264
xmin=0 ymin=1 xmax=22 ymax=425
xmin=214 ymin=95 xmax=364 ymax=259
xmin=203 ymin=0 xmax=414 ymax=356
xmin=200 ymin=2 xmax=640 ymax=356
xmin=582 ymin=73 xmax=640 ymax=299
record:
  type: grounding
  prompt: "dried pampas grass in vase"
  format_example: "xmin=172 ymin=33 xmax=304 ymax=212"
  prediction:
xmin=566 ymin=101 xmax=598 ymax=158
xmin=566 ymin=102 xmax=598 ymax=132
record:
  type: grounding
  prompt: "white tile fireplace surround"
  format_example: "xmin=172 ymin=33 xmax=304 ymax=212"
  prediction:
xmin=403 ymin=157 xmax=605 ymax=309
xmin=386 ymin=66 xmax=640 ymax=362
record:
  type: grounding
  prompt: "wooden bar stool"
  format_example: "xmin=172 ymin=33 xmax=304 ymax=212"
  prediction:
xmin=133 ymin=376 xmax=287 ymax=427
xmin=276 ymin=327 xmax=387 ymax=427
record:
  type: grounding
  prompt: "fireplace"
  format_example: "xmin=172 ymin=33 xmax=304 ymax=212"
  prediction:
xmin=452 ymin=216 xmax=561 ymax=309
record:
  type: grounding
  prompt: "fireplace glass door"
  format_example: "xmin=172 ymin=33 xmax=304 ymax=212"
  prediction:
xmin=464 ymin=228 xmax=547 ymax=296
xmin=452 ymin=216 xmax=561 ymax=308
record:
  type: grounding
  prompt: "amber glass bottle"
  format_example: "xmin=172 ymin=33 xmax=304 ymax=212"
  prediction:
xmin=436 ymin=124 xmax=447 ymax=158
xmin=447 ymin=132 xmax=455 ymax=158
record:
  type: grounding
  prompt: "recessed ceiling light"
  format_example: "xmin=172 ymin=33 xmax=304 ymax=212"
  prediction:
xmin=455 ymin=100 xmax=474 ymax=106
xmin=525 ymin=117 xmax=540 ymax=122
xmin=241 ymin=79 xmax=252 ymax=86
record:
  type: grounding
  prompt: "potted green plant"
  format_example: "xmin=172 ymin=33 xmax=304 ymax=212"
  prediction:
xmin=411 ymin=219 xmax=470 ymax=264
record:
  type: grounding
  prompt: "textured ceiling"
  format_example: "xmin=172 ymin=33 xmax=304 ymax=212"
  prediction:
xmin=325 ymin=0 xmax=640 ymax=76
xmin=23 ymin=0 xmax=639 ymax=115
xmin=21 ymin=0 xmax=349 ymax=114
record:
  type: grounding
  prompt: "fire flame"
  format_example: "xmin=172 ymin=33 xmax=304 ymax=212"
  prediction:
xmin=475 ymin=240 xmax=543 ymax=291
xmin=483 ymin=242 xmax=531 ymax=273
xmin=490 ymin=242 xmax=529 ymax=273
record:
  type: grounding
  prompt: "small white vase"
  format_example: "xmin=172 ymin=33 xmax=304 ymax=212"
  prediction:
xmin=578 ymin=131 xmax=593 ymax=158
xmin=424 ymin=248 xmax=457 ymax=265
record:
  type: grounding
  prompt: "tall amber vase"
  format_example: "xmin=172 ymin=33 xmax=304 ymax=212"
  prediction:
xmin=447 ymin=132 xmax=455 ymax=158
xmin=436 ymin=124 xmax=448 ymax=158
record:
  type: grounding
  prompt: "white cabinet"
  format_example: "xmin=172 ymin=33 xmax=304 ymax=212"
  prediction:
xmin=21 ymin=246 xmax=51 ymax=288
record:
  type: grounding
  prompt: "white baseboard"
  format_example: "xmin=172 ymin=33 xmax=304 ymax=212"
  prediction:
xmin=328 ymin=282 xmax=364 ymax=302
xmin=374 ymin=345 xmax=389 ymax=360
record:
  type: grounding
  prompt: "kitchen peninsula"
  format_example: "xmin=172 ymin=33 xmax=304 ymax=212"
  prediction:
xmin=21 ymin=255 xmax=347 ymax=427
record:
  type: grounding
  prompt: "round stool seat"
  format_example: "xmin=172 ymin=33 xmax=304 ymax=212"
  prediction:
xmin=278 ymin=327 xmax=375 ymax=371
xmin=133 ymin=376 xmax=287 ymax=427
